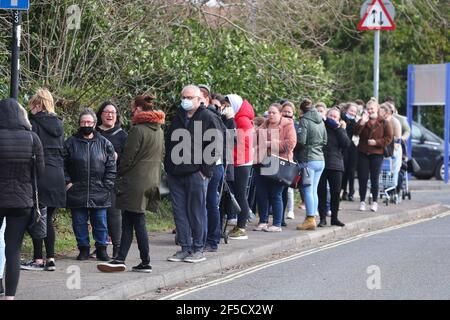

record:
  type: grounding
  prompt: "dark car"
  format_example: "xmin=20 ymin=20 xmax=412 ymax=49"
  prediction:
xmin=411 ymin=122 xmax=447 ymax=180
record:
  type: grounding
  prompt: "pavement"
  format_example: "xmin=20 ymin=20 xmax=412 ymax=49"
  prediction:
xmin=16 ymin=181 xmax=450 ymax=300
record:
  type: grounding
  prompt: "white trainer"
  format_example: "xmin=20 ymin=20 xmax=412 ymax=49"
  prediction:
xmin=359 ymin=201 xmax=366 ymax=211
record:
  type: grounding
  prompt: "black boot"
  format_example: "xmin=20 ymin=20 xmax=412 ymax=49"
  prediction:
xmin=341 ymin=191 xmax=348 ymax=201
xmin=318 ymin=212 xmax=327 ymax=227
xmin=96 ymin=245 xmax=110 ymax=261
xmin=77 ymin=246 xmax=90 ymax=261
xmin=0 ymin=278 xmax=4 ymax=296
xmin=112 ymin=245 xmax=120 ymax=259
xmin=331 ymin=211 xmax=345 ymax=227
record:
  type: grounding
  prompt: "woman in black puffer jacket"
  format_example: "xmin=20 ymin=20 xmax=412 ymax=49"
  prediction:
xmin=0 ymin=99 xmax=44 ymax=299
xmin=64 ymin=108 xmax=116 ymax=261
xmin=317 ymin=107 xmax=350 ymax=227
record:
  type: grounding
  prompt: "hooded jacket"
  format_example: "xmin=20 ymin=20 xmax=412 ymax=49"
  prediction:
xmin=353 ymin=116 xmax=393 ymax=155
xmin=295 ymin=109 xmax=327 ymax=162
xmin=64 ymin=131 xmax=116 ymax=208
xmin=226 ymin=95 xmax=255 ymax=166
xmin=115 ymin=110 xmax=165 ymax=213
xmin=30 ymin=111 xmax=66 ymax=208
xmin=0 ymin=99 xmax=44 ymax=209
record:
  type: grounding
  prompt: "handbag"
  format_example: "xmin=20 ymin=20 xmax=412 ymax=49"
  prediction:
xmin=260 ymin=155 xmax=300 ymax=187
xmin=407 ymin=158 xmax=421 ymax=173
xmin=27 ymin=133 xmax=47 ymax=240
xmin=219 ymin=180 xmax=241 ymax=216
xmin=300 ymin=165 xmax=312 ymax=187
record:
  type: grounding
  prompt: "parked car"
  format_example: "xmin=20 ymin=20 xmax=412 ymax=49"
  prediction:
xmin=411 ymin=121 xmax=447 ymax=180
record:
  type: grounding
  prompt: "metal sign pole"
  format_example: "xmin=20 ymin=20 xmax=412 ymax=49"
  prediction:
xmin=374 ymin=30 xmax=380 ymax=100
xmin=10 ymin=10 xmax=21 ymax=100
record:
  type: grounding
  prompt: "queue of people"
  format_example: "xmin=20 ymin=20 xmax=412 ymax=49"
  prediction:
xmin=0 ymin=86 xmax=409 ymax=299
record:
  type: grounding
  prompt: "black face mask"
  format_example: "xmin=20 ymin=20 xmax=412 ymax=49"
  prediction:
xmin=79 ymin=126 xmax=94 ymax=136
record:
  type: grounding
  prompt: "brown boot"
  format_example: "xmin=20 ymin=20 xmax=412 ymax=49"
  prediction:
xmin=297 ymin=216 xmax=316 ymax=231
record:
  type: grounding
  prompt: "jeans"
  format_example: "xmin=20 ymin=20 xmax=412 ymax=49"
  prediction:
xmin=302 ymin=161 xmax=325 ymax=216
xmin=0 ymin=209 xmax=31 ymax=297
xmin=206 ymin=165 xmax=224 ymax=250
xmin=0 ymin=219 xmax=5 ymax=278
xmin=32 ymin=207 xmax=56 ymax=259
xmin=71 ymin=208 xmax=108 ymax=247
xmin=392 ymin=147 xmax=402 ymax=189
xmin=256 ymin=171 xmax=285 ymax=227
xmin=116 ymin=211 xmax=150 ymax=264
xmin=358 ymin=153 xmax=384 ymax=202
xmin=168 ymin=172 xmax=209 ymax=253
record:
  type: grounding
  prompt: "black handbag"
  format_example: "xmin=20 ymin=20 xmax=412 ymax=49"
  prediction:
xmin=300 ymin=166 xmax=312 ymax=187
xmin=260 ymin=155 xmax=299 ymax=187
xmin=219 ymin=179 xmax=241 ymax=216
xmin=27 ymin=133 xmax=47 ymax=240
xmin=407 ymin=158 xmax=421 ymax=173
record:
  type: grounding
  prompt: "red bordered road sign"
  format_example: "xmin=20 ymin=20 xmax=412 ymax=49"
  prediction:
xmin=358 ymin=0 xmax=396 ymax=31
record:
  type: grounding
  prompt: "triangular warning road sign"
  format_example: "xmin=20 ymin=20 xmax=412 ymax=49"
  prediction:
xmin=358 ymin=0 xmax=396 ymax=31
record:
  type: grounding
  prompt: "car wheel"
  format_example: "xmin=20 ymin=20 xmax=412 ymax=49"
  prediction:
xmin=434 ymin=160 xmax=444 ymax=180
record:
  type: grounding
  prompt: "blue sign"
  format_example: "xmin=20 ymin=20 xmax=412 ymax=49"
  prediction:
xmin=0 ymin=0 xmax=29 ymax=10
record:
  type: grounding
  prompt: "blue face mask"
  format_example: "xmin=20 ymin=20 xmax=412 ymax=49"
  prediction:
xmin=181 ymin=99 xmax=194 ymax=111
xmin=325 ymin=117 xmax=340 ymax=129
xmin=346 ymin=113 xmax=355 ymax=120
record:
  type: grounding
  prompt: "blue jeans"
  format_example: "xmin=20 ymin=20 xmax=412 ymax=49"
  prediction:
xmin=206 ymin=165 xmax=224 ymax=250
xmin=0 ymin=219 xmax=5 ymax=277
xmin=168 ymin=172 xmax=209 ymax=253
xmin=256 ymin=173 xmax=285 ymax=227
xmin=302 ymin=161 xmax=325 ymax=216
xmin=71 ymin=208 xmax=108 ymax=247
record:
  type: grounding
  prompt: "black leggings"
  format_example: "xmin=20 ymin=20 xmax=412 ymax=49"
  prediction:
xmin=32 ymin=207 xmax=56 ymax=260
xmin=342 ymin=143 xmax=358 ymax=196
xmin=231 ymin=166 xmax=252 ymax=229
xmin=107 ymin=191 xmax=122 ymax=249
xmin=116 ymin=211 xmax=150 ymax=265
xmin=358 ymin=153 xmax=384 ymax=202
xmin=0 ymin=208 xmax=31 ymax=297
xmin=318 ymin=169 xmax=343 ymax=218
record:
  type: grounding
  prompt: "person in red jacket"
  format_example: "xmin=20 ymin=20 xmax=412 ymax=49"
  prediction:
xmin=225 ymin=94 xmax=255 ymax=240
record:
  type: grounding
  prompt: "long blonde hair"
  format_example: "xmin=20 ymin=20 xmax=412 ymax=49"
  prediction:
xmin=30 ymin=88 xmax=55 ymax=114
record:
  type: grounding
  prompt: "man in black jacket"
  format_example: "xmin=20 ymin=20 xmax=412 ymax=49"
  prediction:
xmin=165 ymin=85 xmax=222 ymax=263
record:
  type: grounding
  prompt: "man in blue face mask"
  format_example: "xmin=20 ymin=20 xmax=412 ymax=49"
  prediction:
xmin=164 ymin=85 xmax=222 ymax=264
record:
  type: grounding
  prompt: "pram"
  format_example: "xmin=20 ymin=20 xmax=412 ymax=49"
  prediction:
xmin=398 ymin=160 xmax=412 ymax=201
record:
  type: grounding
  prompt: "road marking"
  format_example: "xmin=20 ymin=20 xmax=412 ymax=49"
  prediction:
xmin=160 ymin=211 xmax=450 ymax=300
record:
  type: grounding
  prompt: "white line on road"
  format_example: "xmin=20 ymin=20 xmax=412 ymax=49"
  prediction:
xmin=160 ymin=210 xmax=450 ymax=300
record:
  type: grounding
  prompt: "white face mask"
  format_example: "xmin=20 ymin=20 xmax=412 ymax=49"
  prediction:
xmin=181 ymin=99 xmax=194 ymax=111
xmin=369 ymin=112 xmax=378 ymax=119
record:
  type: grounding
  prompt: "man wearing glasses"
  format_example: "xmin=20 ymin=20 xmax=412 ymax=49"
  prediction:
xmin=165 ymin=85 xmax=222 ymax=263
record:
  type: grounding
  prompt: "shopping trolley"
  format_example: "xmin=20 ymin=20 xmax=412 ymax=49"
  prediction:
xmin=379 ymin=157 xmax=399 ymax=205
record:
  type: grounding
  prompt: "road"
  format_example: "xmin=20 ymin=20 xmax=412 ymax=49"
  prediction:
xmin=158 ymin=187 xmax=450 ymax=300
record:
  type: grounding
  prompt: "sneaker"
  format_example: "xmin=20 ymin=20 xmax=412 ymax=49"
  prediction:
xmin=263 ymin=225 xmax=282 ymax=232
xmin=286 ymin=211 xmax=295 ymax=219
xmin=184 ymin=251 xmax=206 ymax=263
xmin=370 ymin=202 xmax=378 ymax=212
xmin=132 ymin=263 xmax=152 ymax=273
xmin=204 ymin=245 xmax=218 ymax=253
xmin=44 ymin=260 xmax=56 ymax=271
xmin=248 ymin=210 xmax=256 ymax=221
xmin=21 ymin=260 xmax=45 ymax=271
xmin=253 ymin=223 xmax=268 ymax=231
xmin=97 ymin=260 xmax=126 ymax=273
xmin=167 ymin=251 xmax=191 ymax=262
xmin=299 ymin=203 xmax=306 ymax=210
xmin=359 ymin=201 xmax=366 ymax=211
xmin=228 ymin=227 xmax=248 ymax=240
xmin=227 ymin=218 xmax=238 ymax=226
